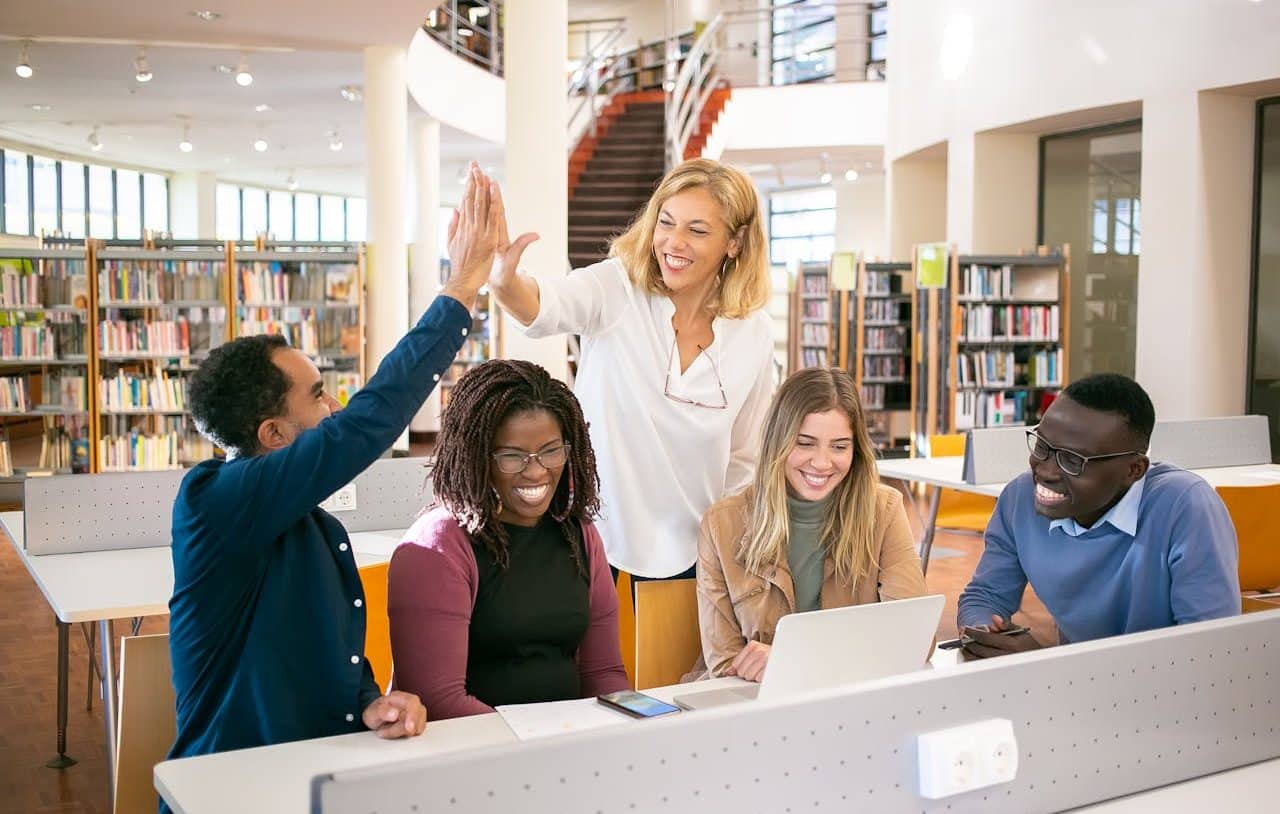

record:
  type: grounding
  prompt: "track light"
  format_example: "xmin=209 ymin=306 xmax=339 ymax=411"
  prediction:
xmin=328 ymin=130 xmax=343 ymax=152
xmin=819 ymin=172 xmax=832 ymax=185
xmin=134 ymin=47 xmax=153 ymax=82
xmin=15 ymin=41 xmax=33 ymax=79
xmin=253 ymin=137 xmax=268 ymax=152
xmin=286 ymin=173 xmax=298 ymax=192
xmin=179 ymin=125 xmax=193 ymax=152
xmin=235 ymin=54 xmax=253 ymax=86
xmin=844 ymin=169 xmax=859 ymax=182
xmin=88 ymin=127 xmax=104 ymax=152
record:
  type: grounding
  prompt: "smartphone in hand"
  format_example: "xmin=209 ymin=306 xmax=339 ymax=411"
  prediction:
xmin=938 ymin=625 xmax=1032 ymax=650
xmin=598 ymin=690 xmax=681 ymax=719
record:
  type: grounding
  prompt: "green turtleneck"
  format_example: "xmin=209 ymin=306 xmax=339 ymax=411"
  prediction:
xmin=786 ymin=493 xmax=831 ymax=613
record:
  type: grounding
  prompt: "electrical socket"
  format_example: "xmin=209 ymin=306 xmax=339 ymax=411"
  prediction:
xmin=320 ymin=482 xmax=358 ymax=514
xmin=917 ymin=718 xmax=1019 ymax=799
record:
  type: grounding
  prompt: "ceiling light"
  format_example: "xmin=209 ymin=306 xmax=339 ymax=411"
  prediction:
xmin=254 ymin=103 xmax=272 ymax=112
xmin=286 ymin=173 xmax=298 ymax=192
xmin=15 ymin=41 xmax=33 ymax=79
xmin=339 ymin=84 xmax=362 ymax=103
xmin=819 ymin=172 xmax=832 ymax=185
xmin=253 ymin=137 xmax=268 ymax=152
xmin=191 ymin=10 xmax=222 ymax=21
xmin=328 ymin=130 xmax=344 ymax=152
xmin=179 ymin=125 xmax=193 ymax=153
xmin=88 ymin=127 xmax=103 ymax=152
xmin=134 ymin=47 xmax=153 ymax=83
xmin=28 ymin=103 xmax=51 ymax=112
xmin=235 ymin=55 xmax=253 ymax=87
xmin=844 ymin=169 xmax=859 ymax=182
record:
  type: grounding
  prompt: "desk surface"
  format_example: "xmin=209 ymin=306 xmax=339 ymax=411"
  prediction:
xmin=0 ymin=511 xmax=403 ymax=624
xmin=877 ymin=457 xmax=1280 ymax=497
xmin=154 ymin=677 xmax=747 ymax=814
xmin=1070 ymin=757 xmax=1280 ymax=811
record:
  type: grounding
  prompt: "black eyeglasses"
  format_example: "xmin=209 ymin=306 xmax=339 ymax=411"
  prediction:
xmin=491 ymin=444 xmax=570 ymax=475
xmin=1025 ymin=429 xmax=1143 ymax=478
xmin=663 ymin=333 xmax=728 ymax=410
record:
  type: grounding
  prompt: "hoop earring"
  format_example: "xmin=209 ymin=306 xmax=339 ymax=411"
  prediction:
xmin=491 ymin=486 xmax=505 ymax=517
xmin=719 ymin=255 xmax=736 ymax=283
xmin=552 ymin=470 xmax=576 ymax=522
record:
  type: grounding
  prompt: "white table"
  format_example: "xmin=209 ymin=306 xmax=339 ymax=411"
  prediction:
xmin=154 ymin=677 xmax=749 ymax=814
xmin=875 ymin=457 xmax=1280 ymax=572
xmin=1070 ymin=757 xmax=1280 ymax=811
xmin=0 ymin=510 xmax=406 ymax=802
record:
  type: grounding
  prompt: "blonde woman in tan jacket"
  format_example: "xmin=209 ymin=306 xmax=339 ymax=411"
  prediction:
xmin=696 ymin=367 xmax=927 ymax=681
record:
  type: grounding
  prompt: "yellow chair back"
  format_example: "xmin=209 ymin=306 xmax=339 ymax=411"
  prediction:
xmin=358 ymin=562 xmax=393 ymax=691
xmin=633 ymin=578 xmax=701 ymax=691
xmin=114 ymin=634 xmax=175 ymax=814
xmin=929 ymin=433 xmax=998 ymax=532
xmin=1216 ymin=484 xmax=1280 ymax=594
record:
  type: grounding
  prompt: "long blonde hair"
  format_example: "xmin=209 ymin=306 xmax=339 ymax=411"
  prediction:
xmin=739 ymin=368 xmax=881 ymax=586
xmin=609 ymin=158 xmax=769 ymax=318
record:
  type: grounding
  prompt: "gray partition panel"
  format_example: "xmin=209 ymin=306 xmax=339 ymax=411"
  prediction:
xmin=314 ymin=612 xmax=1280 ymax=814
xmin=1149 ymin=415 xmax=1272 ymax=469
xmin=962 ymin=425 xmax=1029 ymax=484
xmin=24 ymin=470 xmax=186 ymax=554
xmin=333 ymin=456 xmax=434 ymax=533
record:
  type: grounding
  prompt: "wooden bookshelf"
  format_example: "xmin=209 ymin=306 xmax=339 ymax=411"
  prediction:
xmin=788 ymin=260 xmax=834 ymax=371
xmin=854 ymin=259 xmax=914 ymax=456
xmin=603 ymin=31 xmax=695 ymax=95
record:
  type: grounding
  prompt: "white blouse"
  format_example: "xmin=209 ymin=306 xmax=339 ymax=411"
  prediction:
xmin=523 ymin=258 xmax=776 ymax=577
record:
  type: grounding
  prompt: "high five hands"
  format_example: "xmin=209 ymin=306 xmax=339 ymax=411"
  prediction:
xmin=441 ymin=161 xmax=502 ymax=310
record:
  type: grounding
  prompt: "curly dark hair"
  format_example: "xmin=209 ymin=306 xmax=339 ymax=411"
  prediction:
xmin=432 ymin=359 xmax=601 ymax=573
xmin=188 ymin=334 xmax=291 ymax=457
xmin=1062 ymin=373 xmax=1156 ymax=449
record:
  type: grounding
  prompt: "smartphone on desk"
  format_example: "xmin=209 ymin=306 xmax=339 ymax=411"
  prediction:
xmin=937 ymin=625 xmax=1031 ymax=650
xmin=597 ymin=690 xmax=681 ymax=719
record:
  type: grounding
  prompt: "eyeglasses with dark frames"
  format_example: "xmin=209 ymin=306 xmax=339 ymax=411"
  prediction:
xmin=663 ymin=332 xmax=728 ymax=410
xmin=491 ymin=444 xmax=571 ymax=475
xmin=1025 ymin=429 xmax=1143 ymax=478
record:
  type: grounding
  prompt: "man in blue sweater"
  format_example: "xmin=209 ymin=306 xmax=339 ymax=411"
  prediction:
xmin=958 ymin=373 xmax=1239 ymax=658
xmin=166 ymin=163 xmax=500 ymax=774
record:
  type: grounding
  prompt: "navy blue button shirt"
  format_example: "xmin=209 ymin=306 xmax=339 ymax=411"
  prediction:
xmin=166 ymin=296 xmax=470 ymax=766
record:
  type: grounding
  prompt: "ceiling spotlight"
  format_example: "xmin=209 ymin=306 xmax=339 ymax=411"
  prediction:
xmin=15 ymin=41 xmax=33 ymax=79
xmin=28 ymin=103 xmax=51 ymax=112
xmin=191 ymin=10 xmax=222 ymax=21
xmin=235 ymin=55 xmax=253 ymax=86
xmin=88 ymin=127 xmax=104 ymax=152
xmin=253 ymin=137 xmax=268 ymax=152
xmin=339 ymin=84 xmax=362 ymax=103
xmin=286 ymin=173 xmax=298 ymax=192
xmin=844 ymin=169 xmax=859 ymax=182
xmin=328 ymin=130 xmax=344 ymax=152
xmin=179 ymin=125 xmax=193 ymax=152
xmin=134 ymin=47 xmax=153 ymax=83
xmin=819 ymin=172 xmax=833 ymax=185
xmin=254 ymin=103 xmax=272 ymax=112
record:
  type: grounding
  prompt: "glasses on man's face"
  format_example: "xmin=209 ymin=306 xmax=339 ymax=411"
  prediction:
xmin=491 ymin=444 xmax=571 ymax=475
xmin=1025 ymin=429 xmax=1142 ymax=478
xmin=663 ymin=334 xmax=728 ymax=410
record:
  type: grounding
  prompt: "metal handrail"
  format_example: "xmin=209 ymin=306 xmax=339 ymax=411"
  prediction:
xmin=666 ymin=14 xmax=726 ymax=169
xmin=566 ymin=18 xmax=628 ymax=146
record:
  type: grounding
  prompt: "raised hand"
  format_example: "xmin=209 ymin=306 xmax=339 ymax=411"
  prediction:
xmin=442 ymin=161 xmax=502 ymax=309
xmin=489 ymin=181 xmax=539 ymax=288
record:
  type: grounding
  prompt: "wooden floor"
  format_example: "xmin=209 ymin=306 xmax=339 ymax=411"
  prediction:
xmin=0 ymin=485 xmax=1051 ymax=814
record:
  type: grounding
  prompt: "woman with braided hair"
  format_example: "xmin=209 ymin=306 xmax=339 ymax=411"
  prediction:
xmin=387 ymin=359 xmax=629 ymax=719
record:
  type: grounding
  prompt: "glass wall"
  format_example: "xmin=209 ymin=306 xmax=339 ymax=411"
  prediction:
xmin=1040 ymin=122 xmax=1142 ymax=381
xmin=1249 ymin=98 xmax=1280 ymax=462
xmin=769 ymin=187 xmax=836 ymax=265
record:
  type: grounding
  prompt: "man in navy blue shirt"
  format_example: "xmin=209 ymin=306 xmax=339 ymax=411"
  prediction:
xmin=166 ymin=164 xmax=502 ymax=774
xmin=959 ymin=373 xmax=1239 ymax=658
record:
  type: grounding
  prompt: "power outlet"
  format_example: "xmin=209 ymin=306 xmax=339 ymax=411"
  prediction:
xmin=320 ymin=482 xmax=358 ymax=514
xmin=917 ymin=718 xmax=1019 ymax=799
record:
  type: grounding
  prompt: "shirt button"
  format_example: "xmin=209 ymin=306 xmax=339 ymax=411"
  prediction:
xmin=461 ymin=327 xmax=468 ymax=337
xmin=433 ymin=373 xmax=440 ymax=382
xmin=346 ymin=713 xmax=355 ymax=722
xmin=338 ymin=543 xmax=349 ymax=552
xmin=354 ymin=598 xmax=363 ymax=608
xmin=350 ymin=655 xmax=360 ymax=665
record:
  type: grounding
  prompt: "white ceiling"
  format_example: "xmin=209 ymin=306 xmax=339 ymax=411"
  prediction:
xmin=722 ymin=145 xmax=885 ymax=194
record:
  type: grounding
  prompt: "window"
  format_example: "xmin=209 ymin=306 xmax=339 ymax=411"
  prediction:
xmin=143 ymin=173 xmax=168 ymax=234
xmin=771 ymin=1 xmax=836 ymax=86
xmin=242 ymin=187 xmax=267 ymax=241
xmin=346 ymin=197 xmax=367 ymax=242
xmin=868 ymin=1 xmax=888 ymax=77
xmin=3 ymin=150 xmax=30 ymax=235
xmin=61 ymin=162 xmax=86 ymax=238
xmin=769 ymin=187 xmax=836 ymax=265
xmin=1248 ymin=97 xmax=1280 ymax=461
xmin=268 ymin=190 xmax=294 ymax=240
xmin=32 ymin=155 xmax=58 ymax=236
xmin=320 ymin=195 xmax=345 ymax=241
xmin=294 ymin=193 xmax=319 ymax=241
xmin=215 ymin=184 xmax=240 ymax=240
xmin=88 ymin=165 xmax=114 ymax=238
xmin=116 ymin=169 xmax=141 ymax=239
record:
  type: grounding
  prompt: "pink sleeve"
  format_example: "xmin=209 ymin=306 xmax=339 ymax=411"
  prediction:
xmin=576 ymin=522 xmax=631 ymax=696
xmin=387 ymin=512 xmax=496 ymax=720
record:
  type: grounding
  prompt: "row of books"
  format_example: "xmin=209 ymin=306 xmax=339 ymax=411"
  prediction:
xmin=863 ymin=326 xmax=906 ymax=352
xmin=99 ymin=430 xmax=182 ymax=471
xmin=0 ymin=435 xmax=10 ymax=476
xmin=239 ymin=263 xmax=359 ymax=305
xmin=865 ymin=299 xmax=906 ymax=323
xmin=860 ymin=384 xmax=887 ymax=410
xmin=956 ymin=350 xmax=1017 ymax=388
xmin=800 ymin=348 xmax=829 ymax=368
xmin=0 ymin=374 xmax=83 ymax=412
xmin=802 ymin=299 xmax=830 ymax=320
xmin=100 ymin=371 xmax=188 ymax=413
xmin=863 ymin=271 xmax=899 ymax=297
xmin=98 ymin=261 xmax=228 ymax=304
xmin=0 ymin=325 xmax=57 ymax=359
xmin=800 ymin=324 xmax=830 ymax=347
xmin=99 ymin=320 xmax=191 ymax=356
xmin=0 ymin=376 xmax=31 ymax=411
xmin=1026 ymin=349 xmax=1063 ymax=387
xmin=958 ymin=264 xmax=1016 ymax=300
xmin=238 ymin=318 xmax=322 ymax=357
xmin=99 ymin=263 xmax=164 ymax=303
xmin=0 ymin=269 xmax=43 ymax=308
xmin=321 ymin=372 xmax=363 ymax=408
xmin=864 ymin=356 xmax=906 ymax=380
xmin=960 ymin=304 xmax=1060 ymax=342
xmin=800 ymin=273 xmax=829 ymax=296
xmin=954 ymin=389 xmax=1033 ymax=431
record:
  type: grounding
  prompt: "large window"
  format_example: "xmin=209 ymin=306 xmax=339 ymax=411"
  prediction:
xmin=0 ymin=148 xmax=167 ymax=238
xmin=294 ymin=193 xmax=319 ymax=241
xmin=320 ymin=195 xmax=345 ymax=241
xmin=1040 ymin=121 xmax=1142 ymax=381
xmin=268 ymin=190 xmax=294 ymax=240
xmin=771 ymin=1 xmax=836 ymax=85
xmin=214 ymin=183 xmax=365 ymax=243
xmin=241 ymin=187 xmax=267 ymax=241
xmin=215 ymin=184 xmax=240 ymax=241
xmin=1249 ymin=97 xmax=1280 ymax=462
xmin=769 ymin=187 xmax=836 ymax=265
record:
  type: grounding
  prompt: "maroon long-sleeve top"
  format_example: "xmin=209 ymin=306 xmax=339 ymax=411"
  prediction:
xmin=387 ymin=506 xmax=630 ymax=720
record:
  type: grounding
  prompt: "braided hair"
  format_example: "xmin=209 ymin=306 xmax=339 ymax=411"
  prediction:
xmin=432 ymin=359 xmax=601 ymax=574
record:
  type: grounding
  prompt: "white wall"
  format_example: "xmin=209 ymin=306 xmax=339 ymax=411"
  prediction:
xmin=705 ymin=82 xmax=887 ymax=156
xmin=406 ymin=28 xmax=505 ymax=143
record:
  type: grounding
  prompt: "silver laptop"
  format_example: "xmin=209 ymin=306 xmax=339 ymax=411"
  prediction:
xmin=673 ymin=594 xmax=945 ymax=710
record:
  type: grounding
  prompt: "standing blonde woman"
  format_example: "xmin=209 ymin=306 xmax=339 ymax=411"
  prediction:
xmin=486 ymin=159 xmax=775 ymax=581
xmin=696 ymin=367 xmax=927 ymax=680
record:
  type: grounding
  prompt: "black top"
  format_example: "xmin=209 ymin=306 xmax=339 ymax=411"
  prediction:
xmin=466 ymin=516 xmax=591 ymax=706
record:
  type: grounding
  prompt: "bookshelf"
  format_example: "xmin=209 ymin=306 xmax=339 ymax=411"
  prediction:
xmin=603 ymin=31 xmax=695 ymax=94
xmin=788 ymin=260 xmax=834 ymax=371
xmin=0 ymin=247 xmax=93 ymax=490
xmin=853 ymin=259 xmax=914 ymax=456
xmin=92 ymin=248 xmax=232 ymax=471
xmin=913 ymin=246 xmax=1070 ymax=441
xmin=232 ymin=249 xmax=366 ymax=408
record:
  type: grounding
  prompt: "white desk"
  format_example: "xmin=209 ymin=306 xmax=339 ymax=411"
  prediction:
xmin=1070 ymin=757 xmax=1280 ymax=811
xmin=154 ymin=677 xmax=748 ymax=814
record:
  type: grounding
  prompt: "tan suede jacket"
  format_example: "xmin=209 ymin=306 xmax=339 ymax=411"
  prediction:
xmin=696 ymin=484 xmax=927 ymax=677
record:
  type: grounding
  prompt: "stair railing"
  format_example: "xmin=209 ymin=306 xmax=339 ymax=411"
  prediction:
xmin=567 ymin=18 xmax=629 ymax=151
xmin=665 ymin=15 xmax=726 ymax=170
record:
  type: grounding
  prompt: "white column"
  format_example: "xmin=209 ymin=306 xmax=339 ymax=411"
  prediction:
xmin=1135 ymin=91 xmax=1254 ymax=419
xmin=363 ymin=45 xmax=410 ymax=452
xmin=410 ymin=116 xmax=443 ymax=432
xmin=169 ymin=171 xmax=217 ymax=239
xmin=502 ymin=0 xmax=569 ymax=380
xmin=887 ymin=150 xmax=947 ymax=260
xmin=835 ymin=172 xmax=886 ymax=258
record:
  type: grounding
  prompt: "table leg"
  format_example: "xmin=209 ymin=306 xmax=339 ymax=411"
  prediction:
xmin=45 ymin=619 xmax=77 ymax=769
xmin=919 ymin=485 xmax=942 ymax=578
xmin=84 ymin=622 xmax=96 ymax=712
xmin=100 ymin=618 xmax=118 ymax=809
